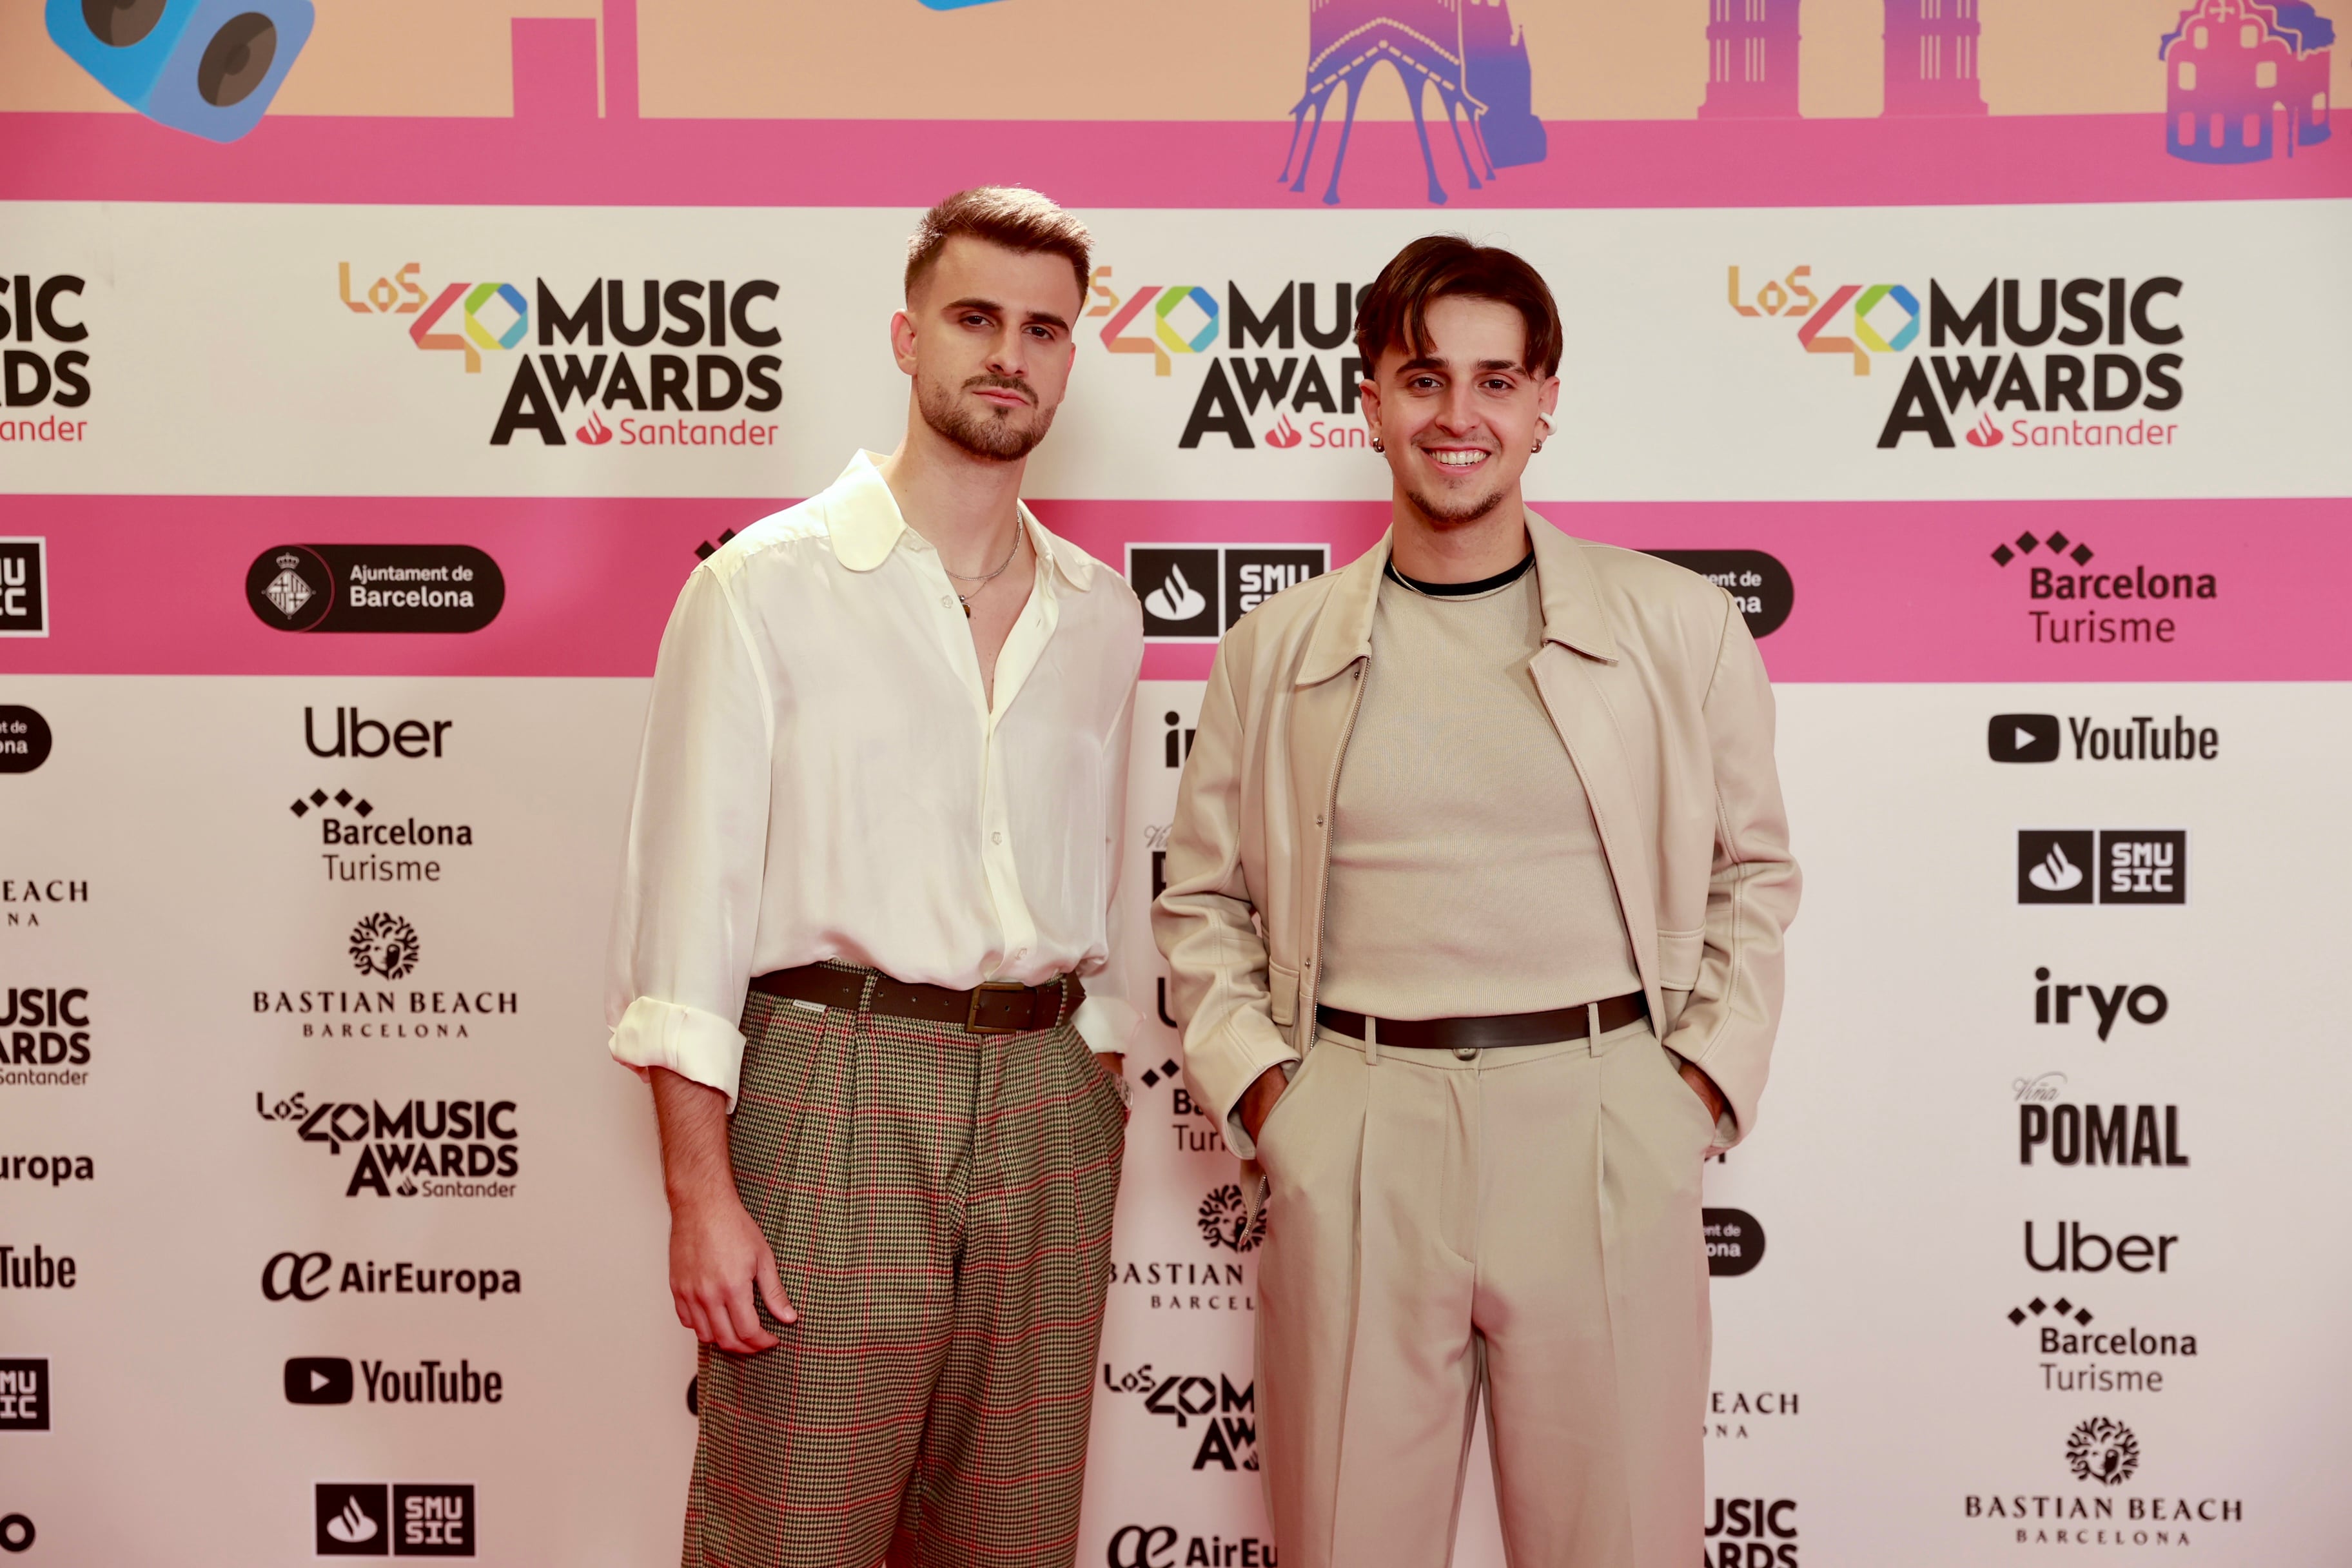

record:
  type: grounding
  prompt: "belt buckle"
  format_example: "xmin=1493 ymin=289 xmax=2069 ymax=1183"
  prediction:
xmin=965 ymin=980 xmax=1031 ymax=1035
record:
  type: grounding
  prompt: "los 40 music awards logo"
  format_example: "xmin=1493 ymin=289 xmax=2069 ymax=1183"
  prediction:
xmin=335 ymin=262 xmax=785 ymax=448
xmin=1087 ymin=268 xmax=1373 ymax=451
xmin=1725 ymin=266 xmax=2186 ymax=451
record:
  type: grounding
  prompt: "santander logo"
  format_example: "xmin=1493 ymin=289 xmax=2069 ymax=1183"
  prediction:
xmin=1966 ymin=411 xmax=2005 ymax=449
xmin=575 ymin=408 xmax=614 ymax=446
xmin=1264 ymin=415 xmax=1302 ymax=449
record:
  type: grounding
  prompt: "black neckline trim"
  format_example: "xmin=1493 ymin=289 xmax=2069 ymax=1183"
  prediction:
xmin=1384 ymin=549 xmax=1535 ymax=598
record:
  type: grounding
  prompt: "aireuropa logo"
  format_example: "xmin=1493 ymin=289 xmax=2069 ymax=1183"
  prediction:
xmin=2019 ymin=830 xmax=2187 ymax=905
xmin=0 ymin=540 xmax=47 ymax=638
xmin=246 ymin=545 xmax=503 ymax=634
xmin=1727 ymin=266 xmax=2185 ymax=451
xmin=1088 ymin=271 xmax=1370 ymax=449
xmin=337 ymin=264 xmax=783 ymax=449
xmin=1126 ymin=544 xmax=1328 ymax=640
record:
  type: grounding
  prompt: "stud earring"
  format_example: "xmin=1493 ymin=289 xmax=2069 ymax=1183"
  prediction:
xmin=1531 ymin=438 xmax=1545 ymax=454
xmin=1371 ymin=437 xmax=1386 ymax=453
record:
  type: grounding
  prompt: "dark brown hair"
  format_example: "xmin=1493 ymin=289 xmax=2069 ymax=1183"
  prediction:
xmin=905 ymin=187 xmax=1093 ymax=313
xmin=1353 ymin=234 xmax=1563 ymax=380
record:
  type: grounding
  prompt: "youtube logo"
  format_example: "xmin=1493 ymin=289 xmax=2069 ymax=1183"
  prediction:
xmin=286 ymin=1355 xmax=355 ymax=1405
xmin=1989 ymin=713 xmax=2062 ymax=763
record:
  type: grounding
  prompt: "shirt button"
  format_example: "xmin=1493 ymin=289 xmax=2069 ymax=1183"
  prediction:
xmin=1314 ymin=814 xmax=1324 ymax=826
xmin=991 ymin=831 xmax=1003 ymax=845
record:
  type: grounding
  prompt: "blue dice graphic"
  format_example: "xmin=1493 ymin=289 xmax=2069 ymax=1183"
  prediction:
xmin=46 ymin=0 xmax=313 ymax=143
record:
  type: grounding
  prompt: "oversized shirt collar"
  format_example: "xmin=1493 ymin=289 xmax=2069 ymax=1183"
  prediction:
xmin=819 ymin=450 xmax=1094 ymax=593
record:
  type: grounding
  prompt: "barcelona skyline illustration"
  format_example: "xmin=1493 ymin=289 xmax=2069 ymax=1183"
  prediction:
xmin=1282 ymin=0 xmax=2331 ymax=204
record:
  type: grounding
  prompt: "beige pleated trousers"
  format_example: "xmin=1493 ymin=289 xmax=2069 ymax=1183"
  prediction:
xmin=1251 ymin=1016 xmax=1716 ymax=1568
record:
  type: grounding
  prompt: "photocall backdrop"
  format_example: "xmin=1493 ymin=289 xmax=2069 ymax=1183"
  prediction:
xmin=4 ymin=1 xmax=2351 ymax=1563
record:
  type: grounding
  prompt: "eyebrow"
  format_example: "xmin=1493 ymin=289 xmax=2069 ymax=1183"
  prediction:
xmin=943 ymin=295 xmax=1070 ymax=332
xmin=1396 ymin=355 xmax=1525 ymax=375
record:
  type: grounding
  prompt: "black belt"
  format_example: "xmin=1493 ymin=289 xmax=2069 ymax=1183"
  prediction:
xmin=1315 ymin=992 xmax=1647 ymax=1053
xmin=750 ymin=964 xmax=1084 ymax=1036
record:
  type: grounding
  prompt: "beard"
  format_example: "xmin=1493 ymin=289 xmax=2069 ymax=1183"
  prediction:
xmin=1402 ymin=481 xmax=1506 ymax=527
xmin=917 ymin=372 xmax=1055 ymax=462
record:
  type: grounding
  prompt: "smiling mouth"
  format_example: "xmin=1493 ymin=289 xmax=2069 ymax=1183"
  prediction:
xmin=1426 ymin=448 xmax=1490 ymax=470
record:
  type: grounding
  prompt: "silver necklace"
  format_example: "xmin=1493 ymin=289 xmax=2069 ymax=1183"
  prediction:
xmin=943 ymin=527 xmax=1023 ymax=618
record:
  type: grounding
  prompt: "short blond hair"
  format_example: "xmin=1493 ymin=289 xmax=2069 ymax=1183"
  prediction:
xmin=905 ymin=187 xmax=1092 ymax=311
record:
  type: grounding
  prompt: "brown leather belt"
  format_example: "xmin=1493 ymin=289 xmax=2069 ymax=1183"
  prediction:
xmin=1315 ymin=991 xmax=1647 ymax=1053
xmin=750 ymin=963 xmax=1084 ymax=1037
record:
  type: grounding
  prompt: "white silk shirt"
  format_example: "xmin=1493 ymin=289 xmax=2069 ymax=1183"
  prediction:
xmin=606 ymin=452 xmax=1144 ymax=1110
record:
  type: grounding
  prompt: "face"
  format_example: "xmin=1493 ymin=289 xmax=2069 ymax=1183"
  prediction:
xmin=894 ymin=236 xmax=1082 ymax=462
xmin=1360 ymin=294 xmax=1560 ymax=526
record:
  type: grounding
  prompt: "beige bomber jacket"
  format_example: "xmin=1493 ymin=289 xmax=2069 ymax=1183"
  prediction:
xmin=1152 ymin=511 xmax=1801 ymax=1164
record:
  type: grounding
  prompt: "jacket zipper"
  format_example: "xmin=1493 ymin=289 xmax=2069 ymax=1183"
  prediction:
xmin=1301 ymin=659 xmax=1368 ymax=1039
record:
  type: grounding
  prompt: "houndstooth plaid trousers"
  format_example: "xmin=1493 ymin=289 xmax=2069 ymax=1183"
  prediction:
xmin=681 ymin=968 xmax=1126 ymax=1568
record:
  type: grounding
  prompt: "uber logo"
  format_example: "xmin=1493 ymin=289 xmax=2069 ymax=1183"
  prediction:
xmin=0 ymin=540 xmax=45 ymax=638
xmin=1128 ymin=544 xmax=1328 ymax=640
xmin=1989 ymin=713 xmax=2061 ymax=763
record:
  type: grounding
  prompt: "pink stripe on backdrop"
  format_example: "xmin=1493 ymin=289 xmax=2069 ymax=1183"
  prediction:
xmin=0 ymin=111 xmax=2344 ymax=210
xmin=1 ymin=495 xmax=2344 ymax=684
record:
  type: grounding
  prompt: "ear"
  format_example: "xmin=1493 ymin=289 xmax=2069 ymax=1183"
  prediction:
xmin=1359 ymin=375 xmax=1385 ymax=444
xmin=890 ymin=309 xmax=918 ymax=376
xmin=1536 ymin=373 xmax=1561 ymax=418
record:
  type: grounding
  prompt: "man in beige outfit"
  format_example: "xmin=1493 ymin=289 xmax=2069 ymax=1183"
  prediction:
xmin=1152 ymin=236 xmax=1799 ymax=1568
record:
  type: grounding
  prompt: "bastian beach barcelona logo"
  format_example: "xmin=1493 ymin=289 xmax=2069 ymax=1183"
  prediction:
xmin=251 ymin=912 xmax=520 ymax=1041
xmin=1963 ymin=1418 xmax=2245 ymax=1548
xmin=1727 ymin=265 xmax=2186 ymax=451
xmin=337 ymin=262 xmax=784 ymax=448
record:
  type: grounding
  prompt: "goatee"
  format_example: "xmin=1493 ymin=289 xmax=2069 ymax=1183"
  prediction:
xmin=1403 ymin=485 xmax=1505 ymax=526
xmin=919 ymin=375 xmax=1054 ymax=462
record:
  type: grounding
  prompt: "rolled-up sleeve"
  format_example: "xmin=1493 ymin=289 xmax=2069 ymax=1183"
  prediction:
xmin=605 ymin=562 xmax=774 ymax=1112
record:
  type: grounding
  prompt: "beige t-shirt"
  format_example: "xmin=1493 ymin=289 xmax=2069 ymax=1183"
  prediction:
xmin=1317 ymin=564 xmax=1641 ymax=1019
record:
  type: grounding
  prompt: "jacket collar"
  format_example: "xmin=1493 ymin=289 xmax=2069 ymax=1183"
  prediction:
xmin=1295 ymin=506 xmax=1618 ymax=687
xmin=819 ymin=450 xmax=1093 ymax=591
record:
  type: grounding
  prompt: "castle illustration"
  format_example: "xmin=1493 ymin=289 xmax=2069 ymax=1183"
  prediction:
xmin=1702 ymin=0 xmax=1801 ymax=118
xmin=2161 ymin=0 xmax=2334 ymax=160
xmin=1882 ymin=0 xmax=1986 ymax=115
xmin=1280 ymin=0 xmax=1547 ymax=205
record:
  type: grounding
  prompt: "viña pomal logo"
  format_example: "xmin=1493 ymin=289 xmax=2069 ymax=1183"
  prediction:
xmin=350 ymin=912 xmax=421 ymax=981
xmin=1197 ymin=1183 xmax=1266 ymax=1253
xmin=2066 ymin=1417 xmax=2141 ymax=1486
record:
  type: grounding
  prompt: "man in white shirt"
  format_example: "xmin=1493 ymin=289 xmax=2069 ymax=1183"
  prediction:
xmin=607 ymin=188 xmax=1142 ymax=1568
